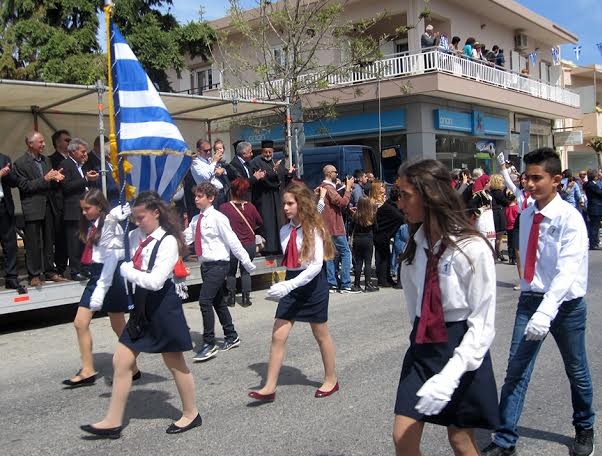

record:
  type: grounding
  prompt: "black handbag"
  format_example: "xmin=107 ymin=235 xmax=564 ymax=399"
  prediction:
xmin=126 ymin=234 xmax=167 ymax=340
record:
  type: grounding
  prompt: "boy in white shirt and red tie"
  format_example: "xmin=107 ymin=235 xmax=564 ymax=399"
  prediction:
xmin=483 ymin=148 xmax=595 ymax=456
xmin=185 ymin=183 xmax=256 ymax=362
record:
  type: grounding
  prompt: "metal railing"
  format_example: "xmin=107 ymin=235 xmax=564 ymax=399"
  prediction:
xmin=219 ymin=49 xmax=580 ymax=108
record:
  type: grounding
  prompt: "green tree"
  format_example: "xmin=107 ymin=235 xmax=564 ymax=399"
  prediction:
xmin=0 ymin=0 xmax=104 ymax=83
xmin=587 ymin=136 xmax=602 ymax=169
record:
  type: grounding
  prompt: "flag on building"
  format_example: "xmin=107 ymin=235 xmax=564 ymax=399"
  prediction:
xmin=574 ymin=45 xmax=582 ymax=61
xmin=551 ymin=47 xmax=560 ymax=65
xmin=108 ymin=23 xmax=192 ymax=202
xmin=439 ymin=34 xmax=449 ymax=50
xmin=529 ymin=51 xmax=537 ymax=65
xmin=597 ymin=42 xmax=602 ymax=58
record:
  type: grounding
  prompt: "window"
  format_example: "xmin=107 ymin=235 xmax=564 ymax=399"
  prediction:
xmin=196 ymin=68 xmax=213 ymax=94
xmin=273 ymin=47 xmax=287 ymax=70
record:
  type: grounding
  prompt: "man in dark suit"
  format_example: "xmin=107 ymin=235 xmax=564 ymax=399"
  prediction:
xmin=60 ymin=138 xmax=99 ymax=280
xmin=49 ymin=129 xmax=71 ymax=276
xmin=0 ymin=154 xmax=27 ymax=293
xmin=14 ymin=131 xmax=68 ymax=287
xmin=84 ymin=135 xmax=120 ymax=206
xmin=225 ymin=140 xmax=266 ymax=201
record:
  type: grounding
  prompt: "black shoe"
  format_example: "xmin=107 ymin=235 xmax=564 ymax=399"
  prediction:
xmin=72 ymin=273 xmax=89 ymax=281
xmin=573 ymin=427 xmax=594 ymax=456
xmin=63 ymin=374 xmax=96 ymax=388
xmin=481 ymin=442 xmax=517 ymax=455
xmin=6 ymin=281 xmax=27 ymax=294
xmin=132 ymin=370 xmax=142 ymax=381
xmin=377 ymin=281 xmax=393 ymax=288
xmin=80 ymin=424 xmax=122 ymax=439
xmin=166 ymin=413 xmax=202 ymax=434
xmin=329 ymin=285 xmax=339 ymax=294
xmin=225 ymin=291 xmax=235 ymax=307
xmin=364 ymin=283 xmax=379 ymax=292
xmin=240 ymin=292 xmax=252 ymax=307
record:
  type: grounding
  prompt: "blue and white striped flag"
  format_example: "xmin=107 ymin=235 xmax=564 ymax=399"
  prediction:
xmin=551 ymin=47 xmax=560 ymax=65
xmin=574 ymin=45 xmax=582 ymax=61
xmin=529 ymin=51 xmax=537 ymax=65
xmin=110 ymin=23 xmax=192 ymax=202
xmin=597 ymin=42 xmax=602 ymax=57
xmin=439 ymin=34 xmax=449 ymax=50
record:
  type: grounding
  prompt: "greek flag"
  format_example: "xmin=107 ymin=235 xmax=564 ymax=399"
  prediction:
xmin=439 ymin=34 xmax=449 ymax=50
xmin=597 ymin=42 xmax=602 ymax=57
xmin=574 ymin=45 xmax=582 ymax=61
xmin=529 ymin=51 xmax=537 ymax=65
xmin=551 ymin=47 xmax=560 ymax=65
xmin=110 ymin=23 xmax=191 ymax=201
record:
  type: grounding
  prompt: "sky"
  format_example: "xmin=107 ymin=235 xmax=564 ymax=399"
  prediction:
xmin=102 ymin=0 xmax=601 ymax=66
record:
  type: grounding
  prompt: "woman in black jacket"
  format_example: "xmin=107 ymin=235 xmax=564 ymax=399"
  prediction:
xmin=489 ymin=174 xmax=509 ymax=261
xmin=374 ymin=187 xmax=405 ymax=287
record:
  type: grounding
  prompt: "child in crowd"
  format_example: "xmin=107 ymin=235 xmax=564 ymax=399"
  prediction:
xmin=81 ymin=191 xmax=200 ymax=438
xmin=504 ymin=192 xmax=519 ymax=265
xmin=186 ymin=183 xmax=256 ymax=362
xmin=349 ymin=196 xmax=378 ymax=292
xmin=249 ymin=184 xmax=338 ymax=402
xmin=393 ymin=159 xmax=499 ymax=456
xmin=63 ymin=189 xmax=138 ymax=388
xmin=482 ymin=148 xmax=595 ymax=456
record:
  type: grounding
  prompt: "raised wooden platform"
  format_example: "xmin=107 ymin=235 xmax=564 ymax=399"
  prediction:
xmin=0 ymin=255 xmax=284 ymax=315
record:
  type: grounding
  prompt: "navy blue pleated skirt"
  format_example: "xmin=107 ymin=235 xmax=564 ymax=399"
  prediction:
xmin=275 ymin=267 xmax=329 ymax=323
xmin=119 ymin=280 xmax=193 ymax=353
xmin=394 ymin=318 xmax=500 ymax=429
xmin=79 ymin=262 xmax=128 ymax=313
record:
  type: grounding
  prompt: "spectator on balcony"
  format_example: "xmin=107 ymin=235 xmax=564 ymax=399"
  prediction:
xmin=595 ymin=102 xmax=602 ymax=113
xmin=492 ymin=45 xmax=505 ymax=67
xmin=421 ymin=25 xmax=439 ymax=49
xmin=485 ymin=46 xmax=497 ymax=65
xmin=463 ymin=37 xmax=476 ymax=59
xmin=472 ymin=42 xmax=482 ymax=60
xmin=451 ymin=36 xmax=462 ymax=55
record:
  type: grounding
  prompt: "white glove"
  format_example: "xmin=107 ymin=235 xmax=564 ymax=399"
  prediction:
xmin=89 ymin=293 xmax=103 ymax=312
xmin=109 ymin=203 xmax=131 ymax=221
xmin=524 ymin=311 xmax=551 ymax=341
xmin=496 ymin=152 xmax=506 ymax=166
xmin=119 ymin=261 xmax=135 ymax=281
xmin=243 ymin=261 xmax=256 ymax=273
xmin=266 ymin=281 xmax=291 ymax=301
xmin=415 ymin=373 xmax=459 ymax=416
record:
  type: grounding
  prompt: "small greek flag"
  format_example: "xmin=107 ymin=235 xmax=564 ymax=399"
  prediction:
xmin=551 ymin=47 xmax=560 ymax=65
xmin=574 ymin=45 xmax=582 ymax=61
xmin=597 ymin=42 xmax=602 ymax=58
xmin=110 ymin=23 xmax=192 ymax=201
xmin=439 ymin=34 xmax=449 ymax=50
xmin=529 ymin=51 xmax=537 ymax=65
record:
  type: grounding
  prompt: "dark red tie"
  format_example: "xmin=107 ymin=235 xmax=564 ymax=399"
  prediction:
xmin=521 ymin=191 xmax=530 ymax=210
xmin=80 ymin=226 xmax=97 ymax=266
xmin=524 ymin=213 xmax=544 ymax=283
xmin=416 ymin=244 xmax=448 ymax=344
xmin=281 ymin=226 xmax=300 ymax=268
xmin=194 ymin=213 xmax=204 ymax=257
xmin=132 ymin=236 xmax=153 ymax=271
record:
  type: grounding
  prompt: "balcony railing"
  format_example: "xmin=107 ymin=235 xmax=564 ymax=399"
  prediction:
xmin=219 ymin=49 xmax=580 ymax=108
xmin=178 ymin=83 xmax=221 ymax=96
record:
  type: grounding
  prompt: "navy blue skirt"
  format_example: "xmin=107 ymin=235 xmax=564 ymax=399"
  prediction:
xmin=119 ymin=280 xmax=193 ymax=353
xmin=275 ymin=267 xmax=329 ymax=323
xmin=79 ymin=263 xmax=128 ymax=313
xmin=394 ymin=318 xmax=500 ymax=429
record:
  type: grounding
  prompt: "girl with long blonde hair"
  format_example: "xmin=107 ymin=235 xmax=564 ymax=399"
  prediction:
xmin=248 ymin=183 xmax=339 ymax=402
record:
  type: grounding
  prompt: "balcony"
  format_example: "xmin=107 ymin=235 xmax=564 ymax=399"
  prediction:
xmin=583 ymin=112 xmax=602 ymax=139
xmin=218 ymin=49 xmax=580 ymax=109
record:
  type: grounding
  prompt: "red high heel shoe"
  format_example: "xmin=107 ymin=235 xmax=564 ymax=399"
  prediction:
xmin=248 ymin=390 xmax=276 ymax=402
xmin=315 ymin=381 xmax=339 ymax=398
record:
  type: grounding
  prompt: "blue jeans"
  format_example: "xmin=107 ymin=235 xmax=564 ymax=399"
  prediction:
xmin=326 ymin=235 xmax=352 ymax=289
xmin=493 ymin=294 xmax=595 ymax=449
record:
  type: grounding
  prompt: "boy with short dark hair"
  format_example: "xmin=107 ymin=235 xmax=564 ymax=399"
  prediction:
xmin=184 ymin=182 xmax=256 ymax=362
xmin=483 ymin=148 xmax=595 ymax=456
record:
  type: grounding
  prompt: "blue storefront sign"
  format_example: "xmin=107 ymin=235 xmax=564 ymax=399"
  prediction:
xmin=434 ymin=109 xmax=507 ymax=136
xmin=240 ymin=108 xmax=407 ymax=145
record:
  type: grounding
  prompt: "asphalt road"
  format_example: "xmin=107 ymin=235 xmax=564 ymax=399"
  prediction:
xmin=1 ymin=254 xmax=600 ymax=456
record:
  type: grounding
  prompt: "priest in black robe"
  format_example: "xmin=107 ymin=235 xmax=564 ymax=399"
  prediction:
xmin=250 ymin=140 xmax=288 ymax=255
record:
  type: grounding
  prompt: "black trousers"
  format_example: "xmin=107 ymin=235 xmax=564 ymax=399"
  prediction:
xmin=374 ymin=239 xmax=393 ymax=284
xmin=506 ymin=228 xmax=516 ymax=261
xmin=352 ymin=235 xmax=373 ymax=287
xmin=54 ymin=209 xmax=68 ymax=275
xmin=226 ymin=244 xmax=255 ymax=294
xmin=0 ymin=204 xmax=19 ymax=283
xmin=23 ymin=203 xmax=56 ymax=279
xmin=65 ymin=220 xmax=83 ymax=276
xmin=199 ymin=261 xmax=238 ymax=345
xmin=587 ymin=214 xmax=601 ymax=248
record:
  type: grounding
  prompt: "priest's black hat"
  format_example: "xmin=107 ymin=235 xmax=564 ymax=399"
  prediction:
xmin=261 ymin=139 xmax=274 ymax=149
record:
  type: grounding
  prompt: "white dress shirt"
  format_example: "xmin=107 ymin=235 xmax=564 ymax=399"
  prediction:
xmin=400 ymin=225 xmax=496 ymax=374
xmin=279 ymin=222 xmax=324 ymax=290
xmin=238 ymin=156 xmax=250 ymax=178
xmin=184 ymin=206 xmax=253 ymax=267
xmin=190 ymin=156 xmax=224 ymax=189
xmin=89 ymin=218 xmax=125 ymax=306
xmin=519 ymin=193 xmax=588 ymax=318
